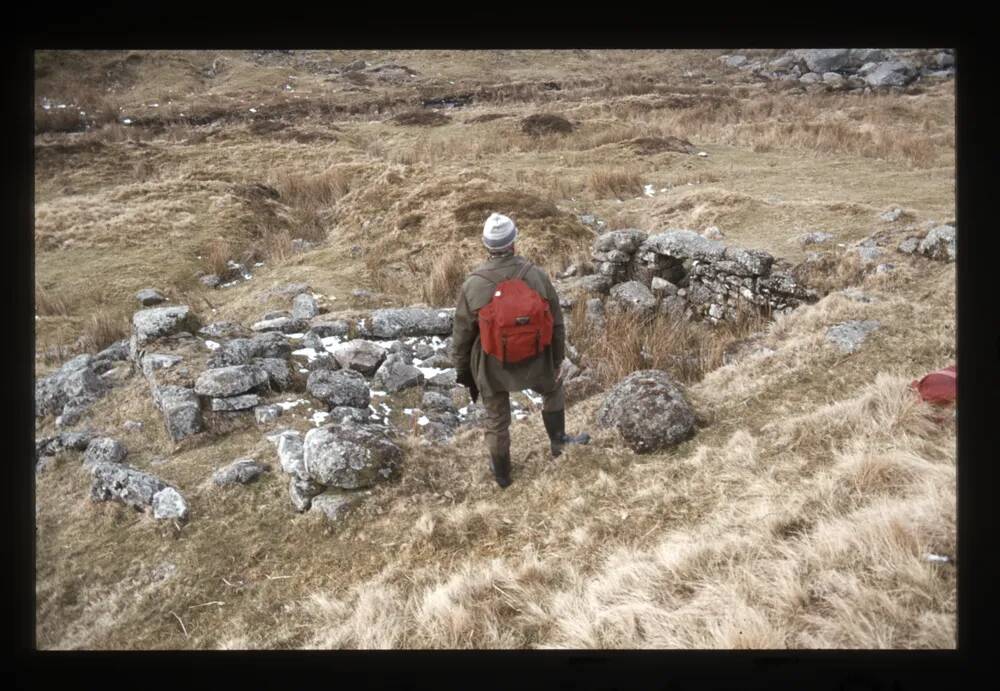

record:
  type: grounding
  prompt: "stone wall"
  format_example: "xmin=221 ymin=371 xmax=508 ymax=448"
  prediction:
xmin=563 ymin=228 xmax=818 ymax=324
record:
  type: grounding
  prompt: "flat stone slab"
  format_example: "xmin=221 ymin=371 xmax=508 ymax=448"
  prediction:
xmin=210 ymin=394 xmax=261 ymax=411
xmin=194 ymin=365 xmax=269 ymax=397
xmin=361 ymin=307 xmax=455 ymax=339
xmin=825 ymin=320 xmax=881 ymax=353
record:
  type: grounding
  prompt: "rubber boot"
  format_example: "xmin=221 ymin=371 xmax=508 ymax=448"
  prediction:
xmin=542 ymin=409 xmax=591 ymax=458
xmin=489 ymin=451 xmax=512 ymax=488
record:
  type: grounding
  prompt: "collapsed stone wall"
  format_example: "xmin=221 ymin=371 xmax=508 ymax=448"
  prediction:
xmin=573 ymin=228 xmax=817 ymax=324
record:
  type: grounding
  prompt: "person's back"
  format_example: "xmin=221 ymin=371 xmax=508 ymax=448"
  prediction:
xmin=452 ymin=213 xmax=590 ymax=488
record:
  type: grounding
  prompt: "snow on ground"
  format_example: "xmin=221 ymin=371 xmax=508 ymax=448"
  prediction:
xmin=204 ymin=340 xmax=221 ymax=350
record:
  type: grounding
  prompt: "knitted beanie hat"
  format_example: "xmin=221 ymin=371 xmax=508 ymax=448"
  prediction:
xmin=482 ymin=213 xmax=517 ymax=251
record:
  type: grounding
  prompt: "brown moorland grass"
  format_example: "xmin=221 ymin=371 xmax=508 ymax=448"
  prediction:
xmin=33 ymin=49 xmax=955 ymax=650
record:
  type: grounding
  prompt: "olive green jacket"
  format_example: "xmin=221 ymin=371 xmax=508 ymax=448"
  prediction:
xmin=451 ymin=253 xmax=565 ymax=398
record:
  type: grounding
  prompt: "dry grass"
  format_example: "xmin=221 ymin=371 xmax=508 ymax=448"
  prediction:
xmin=570 ymin=303 xmax=770 ymax=386
xmin=421 ymin=249 xmax=468 ymax=307
xmin=587 ymin=168 xmax=643 ymax=200
xmin=80 ymin=307 xmax=131 ymax=352
xmin=33 ymin=49 xmax=955 ymax=651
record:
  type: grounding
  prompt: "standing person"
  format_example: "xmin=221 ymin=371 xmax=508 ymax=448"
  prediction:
xmin=452 ymin=213 xmax=590 ymax=488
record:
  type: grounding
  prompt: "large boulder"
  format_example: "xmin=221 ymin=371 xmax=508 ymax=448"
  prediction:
xmin=596 ymin=370 xmax=697 ymax=453
xmin=89 ymin=462 xmax=169 ymax=511
xmin=303 ymin=422 xmax=403 ymax=489
xmin=798 ymin=48 xmax=853 ymax=73
xmin=194 ymin=365 xmax=269 ymax=398
xmin=251 ymin=316 xmax=309 ymax=334
xmin=35 ymin=355 xmax=107 ymax=419
xmin=132 ymin=306 xmax=199 ymax=348
xmin=641 ymin=230 xmax=726 ymax=263
xmin=152 ymin=385 xmax=204 ymax=440
xmin=608 ymin=281 xmax=657 ymax=317
xmin=918 ymin=225 xmax=956 ymax=262
xmin=361 ymin=307 xmax=455 ymax=339
xmin=83 ymin=437 xmax=127 ymax=467
xmin=331 ymin=339 xmax=388 ymax=376
xmin=372 ymin=355 xmax=425 ymax=393
xmin=272 ymin=430 xmax=306 ymax=477
xmin=865 ymin=61 xmax=915 ymax=87
xmin=207 ymin=338 xmax=257 ymax=367
xmin=306 ymin=368 xmax=370 ymax=409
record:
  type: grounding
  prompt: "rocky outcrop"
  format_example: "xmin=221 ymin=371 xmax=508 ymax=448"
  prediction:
xmin=90 ymin=461 xmax=172 ymax=513
xmin=292 ymin=293 xmax=319 ymax=320
xmin=35 ymin=354 xmax=109 ymax=422
xmin=131 ymin=306 xmax=200 ymax=349
xmin=596 ymin=370 xmax=697 ymax=453
xmin=918 ymin=225 xmax=956 ymax=262
xmin=83 ymin=437 xmax=127 ymax=467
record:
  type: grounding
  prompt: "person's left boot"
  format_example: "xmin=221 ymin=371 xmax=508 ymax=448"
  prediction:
xmin=542 ymin=409 xmax=591 ymax=458
xmin=489 ymin=451 xmax=513 ymax=488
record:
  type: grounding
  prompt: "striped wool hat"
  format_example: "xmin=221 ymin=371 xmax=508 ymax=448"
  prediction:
xmin=482 ymin=213 xmax=518 ymax=252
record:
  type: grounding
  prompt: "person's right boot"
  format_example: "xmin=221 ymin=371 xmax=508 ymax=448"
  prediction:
xmin=489 ymin=451 xmax=513 ymax=488
xmin=542 ymin=409 xmax=591 ymax=458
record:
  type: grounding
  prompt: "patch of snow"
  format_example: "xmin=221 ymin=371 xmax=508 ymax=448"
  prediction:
xmin=403 ymin=408 xmax=415 ymax=416
xmin=122 ymin=118 xmax=132 ymax=125
xmin=643 ymin=184 xmax=656 ymax=197
xmin=417 ymin=366 xmax=447 ymax=379
xmin=380 ymin=403 xmax=391 ymax=414
xmin=220 ymin=280 xmax=238 ymax=288
xmin=417 ymin=416 xmax=430 ymax=426
xmin=254 ymin=262 xmax=264 ymax=267
xmin=320 ymin=336 xmax=343 ymax=350
xmin=292 ymin=347 xmax=319 ymax=361
xmin=311 ymin=411 xmax=329 ymax=426
xmin=151 ymin=103 xmax=159 ymax=107
xmin=698 ymin=151 xmax=708 ymax=157
xmin=523 ymin=390 xmax=543 ymax=406
xmin=276 ymin=399 xmax=308 ymax=411
xmin=286 ymin=333 xmax=305 ymax=340
xmin=370 ymin=390 xmax=387 ymax=397
xmin=311 ymin=293 xmax=323 ymax=299
xmin=249 ymin=107 xmax=257 ymax=113
xmin=514 ymin=412 xmax=528 ymax=421
xmin=298 ymin=368 xmax=308 ymax=373
xmin=204 ymin=340 xmax=221 ymax=351
xmin=458 ymin=406 xmax=468 ymax=416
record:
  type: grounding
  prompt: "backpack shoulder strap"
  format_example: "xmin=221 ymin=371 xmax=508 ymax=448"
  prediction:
xmin=514 ymin=260 xmax=533 ymax=281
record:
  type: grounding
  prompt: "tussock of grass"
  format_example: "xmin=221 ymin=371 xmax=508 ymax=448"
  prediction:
xmin=80 ymin=307 xmax=130 ymax=352
xmin=587 ymin=168 xmax=643 ymax=200
xmin=421 ymin=249 xmax=468 ymax=307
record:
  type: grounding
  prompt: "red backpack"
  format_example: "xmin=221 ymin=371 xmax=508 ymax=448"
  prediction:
xmin=473 ymin=261 xmax=554 ymax=366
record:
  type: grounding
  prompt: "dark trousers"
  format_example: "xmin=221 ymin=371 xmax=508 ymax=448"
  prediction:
xmin=481 ymin=380 xmax=565 ymax=458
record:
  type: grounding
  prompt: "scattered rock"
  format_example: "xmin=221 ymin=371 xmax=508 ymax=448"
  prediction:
xmin=918 ymin=225 xmax=956 ymax=262
xmin=200 ymin=274 xmax=221 ymax=288
xmin=272 ymin=430 xmax=305 ymax=476
xmin=331 ymin=339 xmax=388 ymax=376
xmin=141 ymin=353 xmax=183 ymax=380
xmin=152 ymin=385 xmax=203 ymax=441
xmin=361 ymin=307 xmax=455 ymax=339
xmin=83 ymin=437 xmax=127 ymax=467
xmin=213 ymin=459 xmax=270 ymax=486
xmin=596 ymin=370 xmax=696 ymax=453
xmin=255 ymin=357 xmax=292 ymax=391
xmin=585 ymin=297 xmax=607 ymax=330
xmin=96 ymin=339 xmax=131 ymax=363
xmin=427 ymin=369 xmax=457 ymax=388
xmin=289 ymin=476 xmax=324 ymax=512
xmin=422 ymin=390 xmax=456 ymax=414
xmin=198 ymin=321 xmax=248 ymax=340
xmin=309 ymin=320 xmax=351 ymax=338
xmin=310 ymin=492 xmax=361 ymax=522
xmin=420 ymin=352 xmax=453 ymax=369
xmin=608 ymin=281 xmax=657 ymax=317
xmin=210 ymin=393 xmax=261 ymax=411
xmin=825 ymin=320 xmax=882 ymax=353
xmin=255 ymin=404 xmax=282 ymax=424
xmin=89 ymin=462 xmax=168 ymax=511
xmin=135 ymin=288 xmax=167 ymax=306
xmin=799 ymin=231 xmax=834 ymax=246
xmin=372 ymin=355 xmax=425 ymax=393
xmin=132 ymin=306 xmax=200 ymax=348
xmin=251 ymin=316 xmax=309 ymax=334
xmin=880 ymin=208 xmax=904 ymax=222
xmin=152 ymin=487 xmax=189 ymax=522
xmin=303 ymin=422 xmax=402 ymax=489
xmin=701 ymin=226 xmax=725 ymax=240
xmin=306 ymin=368 xmax=371 ymax=409
xmin=193 ymin=363 xmax=267 ymax=398
xmin=292 ymin=293 xmax=319 ymax=320
xmin=897 ymin=237 xmax=921 ymax=255
xmin=329 ymin=406 xmax=371 ymax=424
